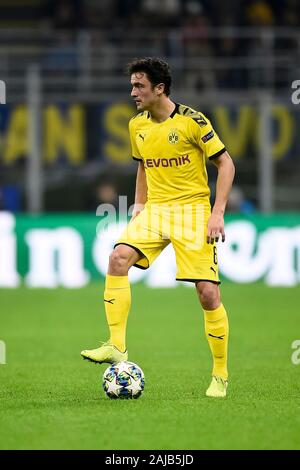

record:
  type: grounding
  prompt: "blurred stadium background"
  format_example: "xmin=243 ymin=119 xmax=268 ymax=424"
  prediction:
xmin=1 ymin=0 xmax=300 ymax=214
xmin=1 ymin=0 xmax=300 ymax=451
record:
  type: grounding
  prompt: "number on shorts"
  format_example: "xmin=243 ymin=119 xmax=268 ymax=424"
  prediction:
xmin=213 ymin=246 xmax=218 ymax=265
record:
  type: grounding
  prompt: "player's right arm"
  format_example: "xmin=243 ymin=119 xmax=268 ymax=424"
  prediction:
xmin=129 ymin=117 xmax=147 ymax=219
xmin=132 ymin=161 xmax=147 ymax=219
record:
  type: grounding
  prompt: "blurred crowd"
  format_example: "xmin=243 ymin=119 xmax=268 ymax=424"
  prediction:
xmin=1 ymin=0 xmax=299 ymax=92
xmin=0 ymin=0 xmax=299 ymax=30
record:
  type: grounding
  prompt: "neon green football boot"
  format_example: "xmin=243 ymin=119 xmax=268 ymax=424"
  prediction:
xmin=206 ymin=375 xmax=228 ymax=398
xmin=81 ymin=342 xmax=128 ymax=364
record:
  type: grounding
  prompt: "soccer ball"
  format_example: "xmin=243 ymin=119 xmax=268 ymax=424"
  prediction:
xmin=102 ymin=361 xmax=145 ymax=399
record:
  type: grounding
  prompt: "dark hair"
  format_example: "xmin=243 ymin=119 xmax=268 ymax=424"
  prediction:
xmin=126 ymin=57 xmax=172 ymax=96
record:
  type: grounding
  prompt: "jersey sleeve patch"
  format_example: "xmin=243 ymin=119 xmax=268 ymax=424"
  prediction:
xmin=201 ymin=130 xmax=214 ymax=143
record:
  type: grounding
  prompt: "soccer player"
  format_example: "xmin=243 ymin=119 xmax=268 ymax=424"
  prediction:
xmin=81 ymin=58 xmax=235 ymax=398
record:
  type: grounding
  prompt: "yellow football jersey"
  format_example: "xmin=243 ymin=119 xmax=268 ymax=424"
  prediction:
xmin=129 ymin=103 xmax=226 ymax=205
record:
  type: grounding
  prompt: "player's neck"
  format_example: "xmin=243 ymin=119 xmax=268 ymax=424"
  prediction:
xmin=149 ymin=98 xmax=175 ymax=123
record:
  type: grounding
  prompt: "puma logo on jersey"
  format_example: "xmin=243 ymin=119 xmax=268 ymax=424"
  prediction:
xmin=144 ymin=154 xmax=190 ymax=168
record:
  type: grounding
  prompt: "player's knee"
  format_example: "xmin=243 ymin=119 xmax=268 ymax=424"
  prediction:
xmin=196 ymin=282 xmax=220 ymax=310
xmin=108 ymin=246 xmax=133 ymax=275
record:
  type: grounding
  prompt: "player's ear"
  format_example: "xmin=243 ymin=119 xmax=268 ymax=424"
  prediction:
xmin=155 ymin=83 xmax=165 ymax=96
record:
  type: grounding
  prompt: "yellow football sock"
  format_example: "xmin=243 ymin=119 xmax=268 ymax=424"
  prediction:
xmin=203 ymin=303 xmax=229 ymax=380
xmin=104 ymin=274 xmax=131 ymax=353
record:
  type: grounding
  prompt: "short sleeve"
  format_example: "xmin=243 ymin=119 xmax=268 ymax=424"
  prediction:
xmin=129 ymin=118 xmax=143 ymax=161
xmin=189 ymin=115 xmax=226 ymax=160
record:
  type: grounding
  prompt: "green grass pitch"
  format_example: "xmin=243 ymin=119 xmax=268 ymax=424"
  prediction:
xmin=1 ymin=282 xmax=300 ymax=450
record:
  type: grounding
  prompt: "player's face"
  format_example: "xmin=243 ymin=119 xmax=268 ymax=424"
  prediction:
xmin=130 ymin=73 xmax=160 ymax=111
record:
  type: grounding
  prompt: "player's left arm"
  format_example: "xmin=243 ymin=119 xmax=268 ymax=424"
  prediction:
xmin=207 ymin=151 xmax=235 ymax=244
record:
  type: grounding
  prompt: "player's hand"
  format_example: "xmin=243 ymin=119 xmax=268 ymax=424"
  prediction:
xmin=130 ymin=203 xmax=144 ymax=221
xmin=131 ymin=210 xmax=141 ymax=221
xmin=206 ymin=212 xmax=225 ymax=244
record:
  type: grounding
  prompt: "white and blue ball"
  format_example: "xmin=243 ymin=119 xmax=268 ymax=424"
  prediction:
xmin=103 ymin=361 xmax=145 ymax=399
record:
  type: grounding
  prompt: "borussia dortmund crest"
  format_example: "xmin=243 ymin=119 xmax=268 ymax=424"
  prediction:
xmin=168 ymin=130 xmax=179 ymax=144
